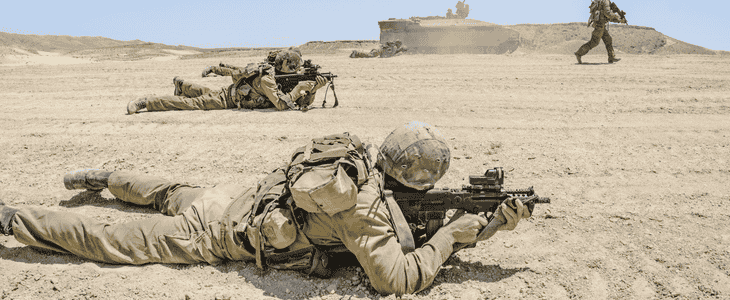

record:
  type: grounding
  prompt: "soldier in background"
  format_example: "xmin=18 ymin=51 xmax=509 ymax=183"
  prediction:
xmin=455 ymin=1 xmax=469 ymax=19
xmin=126 ymin=49 xmax=326 ymax=113
xmin=350 ymin=41 xmax=408 ymax=59
xmin=201 ymin=48 xmax=301 ymax=79
xmin=201 ymin=62 xmax=244 ymax=78
xmin=446 ymin=8 xmax=455 ymax=19
xmin=575 ymin=0 xmax=627 ymax=64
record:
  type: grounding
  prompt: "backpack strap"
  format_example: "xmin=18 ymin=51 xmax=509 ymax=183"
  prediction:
xmin=244 ymin=168 xmax=289 ymax=270
xmin=377 ymin=167 xmax=415 ymax=254
xmin=251 ymin=200 xmax=278 ymax=269
xmin=382 ymin=190 xmax=416 ymax=254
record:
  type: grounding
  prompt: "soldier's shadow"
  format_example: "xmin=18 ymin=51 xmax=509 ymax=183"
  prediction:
xmin=428 ymin=255 xmax=529 ymax=286
xmin=577 ymin=62 xmax=612 ymax=65
xmin=231 ymin=106 xmax=336 ymax=113
xmin=215 ymin=253 xmax=528 ymax=299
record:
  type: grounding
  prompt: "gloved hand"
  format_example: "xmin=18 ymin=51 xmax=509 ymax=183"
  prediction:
xmin=496 ymin=198 xmax=531 ymax=231
xmin=441 ymin=211 xmax=489 ymax=244
xmin=288 ymin=76 xmax=329 ymax=101
xmin=313 ymin=75 xmax=328 ymax=91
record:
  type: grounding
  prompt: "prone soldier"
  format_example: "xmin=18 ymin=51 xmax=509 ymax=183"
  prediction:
xmin=126 ymin=49 xmax=327 ymax=113
xmin=350 ymin=40 xmax=408 ymax=59
xmin=201 ymin=48 xmax=299 ymax=79
xmin=1 ymin=122 xmax=537 ymax=296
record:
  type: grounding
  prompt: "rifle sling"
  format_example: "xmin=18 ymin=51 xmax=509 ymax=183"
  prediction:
xmin=383 ymin=190 xmax=416 ymax=254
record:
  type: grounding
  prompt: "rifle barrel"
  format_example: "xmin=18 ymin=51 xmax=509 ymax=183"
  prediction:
xmin=275 ymin=73 xmax=337 ymax=79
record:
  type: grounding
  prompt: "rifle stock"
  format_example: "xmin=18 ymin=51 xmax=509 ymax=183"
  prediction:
xmin=390 ymin=168 xmax=550 ymax=247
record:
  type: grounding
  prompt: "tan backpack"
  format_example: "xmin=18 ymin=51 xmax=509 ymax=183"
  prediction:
xmin=243 ymin=132 xmax=371 ymax=276
xmin=286 ymin=132 xmax=370 ymax=216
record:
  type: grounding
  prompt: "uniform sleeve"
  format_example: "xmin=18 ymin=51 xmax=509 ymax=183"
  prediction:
xmin=254 ymin=73 xmax=293 ymax=111
xmin=333 ymin=176 xmax=456 ymax=295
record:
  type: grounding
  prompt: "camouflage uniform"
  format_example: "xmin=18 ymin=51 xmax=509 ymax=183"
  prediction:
xmin=202 ymin=49 xmax=295 ymax=80
xmin=143 ymin=80 xmax=238 ymax=112
xmin=8 ymin=172 xmax=254 ymax=265
xmin=128 ymin=49 xmax=317 ymax=113
xmin=349 ymin=41 xmax=407 ymax=59
xmin=202 ymin=62 xmax=244 ymax=80
xmin=4 ymin=162 xmax=458 ymax=295
xmin=575 ymin=0 xmax=626 ymax=63
xmin=455 ymin=1 xmax=470 ymax=19
xmin=349 ymin=48 xmax=382 ymax=58
xmin=133 ymin=65 xmax=318 ymax=112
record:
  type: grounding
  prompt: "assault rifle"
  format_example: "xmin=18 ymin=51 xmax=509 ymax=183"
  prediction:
xmin=610 ymin=2 xmax=627 ymax=24
xmin=274 ymin=60 xmax=339 ymax=110
xmin=385 ymin=168 xmax=551 ymax=251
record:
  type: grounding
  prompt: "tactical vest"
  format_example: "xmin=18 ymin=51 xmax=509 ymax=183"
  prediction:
xmin=242 ymin=132 xmax=371 ymax=277
xmin=587 ymin=0 xmax=605 ymax=28
xmin=228 ymin=62 xmax=275 ymax=109
xmin=287 ymin=132 xmax=369 ymax=215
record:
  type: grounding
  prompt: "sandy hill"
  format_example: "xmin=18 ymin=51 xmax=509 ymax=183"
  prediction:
xmin=1 ymin=23 xmax=727 ymax=64
xmin=0 ymin=31 xmax=143 ymax=53
xmin=506 ymin=22 xmax=725 ymax=55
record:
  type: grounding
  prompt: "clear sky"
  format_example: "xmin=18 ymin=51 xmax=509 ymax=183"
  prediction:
xmin=1 ymin=0 xmax=728 ymax=51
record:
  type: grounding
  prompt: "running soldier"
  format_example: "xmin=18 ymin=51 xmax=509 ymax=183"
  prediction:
xmin=575 ymin=0 xmax=627 ymax=64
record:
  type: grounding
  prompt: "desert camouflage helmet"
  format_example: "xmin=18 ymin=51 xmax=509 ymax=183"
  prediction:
xmin=274 ymin=49 xmax=302 ymax=72
xmin=379 ymin=121 xmax=450 ymax=190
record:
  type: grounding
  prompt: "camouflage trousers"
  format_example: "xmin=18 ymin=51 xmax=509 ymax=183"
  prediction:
xmin=10 ymin=171 xmax=256 ymax=265
xmin=350 ymin=49 xmax=381 ymax=58
xmin=145 ymin=80 xmax=237 ymax=111
xmin=575 ymin=22 xmax=616 ymax=58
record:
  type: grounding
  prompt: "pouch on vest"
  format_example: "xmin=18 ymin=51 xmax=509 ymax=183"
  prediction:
xmin=264 ymin=230 xmax=331 ymax=277
xmin=286 ymin=132 xmax=369 ymax=216
xmin=249 ymin=199 xmax=332 ymax=277
xmin=246 ymin=207 xmax=297 ymax=249
xmin=230 ymin=62 xmax=274 ymax=107
xmin=587 ymin=0 xmax=602 ymax=27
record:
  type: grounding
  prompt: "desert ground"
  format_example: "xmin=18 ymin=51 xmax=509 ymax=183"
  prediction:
xmin=1 ymin=50 xmax=729 ymax=300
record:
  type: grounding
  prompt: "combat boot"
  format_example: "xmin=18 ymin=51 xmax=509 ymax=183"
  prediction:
xmin=574 ymin=52 xmax=582 ymax=64
xmin=608 ymin=57 xmax=621 ymax=63
xmin=173 ymin=76 xmax=184 ymax=95
xmin=127 ymin=98 xmax=147 ymax=114
xmin=63 ymin=169 xmax=112 ymax=191
xmin=0 ymin=200 xmax=19 ymax=235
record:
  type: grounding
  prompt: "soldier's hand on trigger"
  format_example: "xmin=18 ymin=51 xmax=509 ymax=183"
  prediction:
xmin=497 ymin=199 xmax=531 ymax=231
xmin=442 ymin=211 xmax=489 ymax=244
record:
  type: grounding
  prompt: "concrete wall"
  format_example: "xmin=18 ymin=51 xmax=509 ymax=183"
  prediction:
xmin=378 ymin=19 xmax=520 ymax=54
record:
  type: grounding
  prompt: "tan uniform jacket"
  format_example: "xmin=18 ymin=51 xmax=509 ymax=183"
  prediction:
xmin=301 ymin=168 xmax=456 ymax=295
xmin=230 ymin=66 xmax=318 ymax=110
